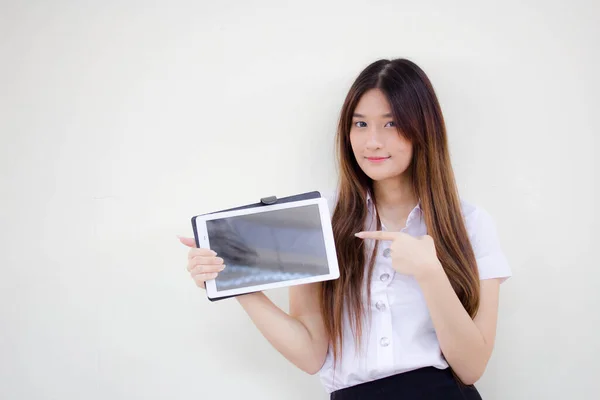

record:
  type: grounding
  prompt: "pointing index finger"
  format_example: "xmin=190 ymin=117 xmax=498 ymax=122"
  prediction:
xmin=355 ymin=231 xmax=398 ymax=241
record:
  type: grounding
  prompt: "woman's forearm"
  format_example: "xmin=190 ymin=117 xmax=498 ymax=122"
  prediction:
xmin=236 ymin=292 xmax=326 ymax=374
xmin=417 ymin=266 xmax=492 ymax=385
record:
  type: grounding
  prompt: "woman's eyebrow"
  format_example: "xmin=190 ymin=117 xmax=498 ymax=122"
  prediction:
xmin=352 ymin=113 xmax=393 ymax=118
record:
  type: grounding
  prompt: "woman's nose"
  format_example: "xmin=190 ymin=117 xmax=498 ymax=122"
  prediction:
xmin=365 ymin=129 xmax=383 ymax=149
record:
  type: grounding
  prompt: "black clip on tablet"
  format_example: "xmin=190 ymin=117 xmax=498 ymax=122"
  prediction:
xmin=260 ymin=195 xmax=278 ymax=205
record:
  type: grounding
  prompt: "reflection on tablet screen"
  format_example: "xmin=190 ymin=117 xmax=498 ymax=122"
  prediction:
xmin=206 ymin=204 xmax=329 ymax=291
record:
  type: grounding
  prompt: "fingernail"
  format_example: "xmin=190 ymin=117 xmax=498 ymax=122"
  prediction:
xmin=220 ymin=265 xmax=226 ymax=270
xmin=354 ymin=232 xmax=364 ymax=238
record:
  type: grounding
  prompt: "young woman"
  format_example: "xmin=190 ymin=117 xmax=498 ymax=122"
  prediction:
xmin=179 ymin=58 xmax=512 ymax=399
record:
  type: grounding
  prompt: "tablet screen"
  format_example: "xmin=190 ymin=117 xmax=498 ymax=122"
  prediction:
xmin=206 ymin=204 xmax=330 ymax=291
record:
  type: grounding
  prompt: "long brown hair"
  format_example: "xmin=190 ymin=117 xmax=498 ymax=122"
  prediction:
xmin=320 ymin=58 xmax=481 ymax=366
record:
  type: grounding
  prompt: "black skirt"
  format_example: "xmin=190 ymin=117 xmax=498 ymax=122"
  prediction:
xmin=330 ymin=367 xmax=482 ymax=400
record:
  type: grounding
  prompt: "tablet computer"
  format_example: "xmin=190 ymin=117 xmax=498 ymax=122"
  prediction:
xmin=192 ymin=197 xmax=339 ymax=300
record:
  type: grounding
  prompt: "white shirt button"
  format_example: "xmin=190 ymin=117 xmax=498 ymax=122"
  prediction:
xmin=380 ymin=337 xmax=390 ymax=347
xmin=380 ymin=273 xmax=390 ymax=282
xmin=375 ymin=301 xmax=386 ymax=311
xmin=383 ymin=248 xmax=392 ymax=258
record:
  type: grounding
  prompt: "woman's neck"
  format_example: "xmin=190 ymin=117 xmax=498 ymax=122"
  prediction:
xmin=372 ymin=176 xmax=418 ymax=231
xmin=373 ymin=175 xmax=417 ymax=209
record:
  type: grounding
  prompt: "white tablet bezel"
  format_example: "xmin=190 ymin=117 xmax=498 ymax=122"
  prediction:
xmin=194 ymin=197 xmax=339 ymax=299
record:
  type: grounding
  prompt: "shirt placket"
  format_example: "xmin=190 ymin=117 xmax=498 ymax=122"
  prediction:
xmin=373 ymin=206 xmax=421 ymax=372
xmin=374 ymin=241 xmax=395 ymax=371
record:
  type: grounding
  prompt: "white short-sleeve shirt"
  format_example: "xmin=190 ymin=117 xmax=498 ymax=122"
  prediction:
xmin=318 ymin=192 xmax=512 ymax=393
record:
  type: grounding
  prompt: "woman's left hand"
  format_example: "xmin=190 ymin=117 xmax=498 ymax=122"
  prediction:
xmin=355 ymin=230 xmax=443 ymax=280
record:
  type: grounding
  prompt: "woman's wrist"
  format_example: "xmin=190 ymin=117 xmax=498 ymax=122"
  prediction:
xmin=415 ymin=260 xmax=445 ymax=285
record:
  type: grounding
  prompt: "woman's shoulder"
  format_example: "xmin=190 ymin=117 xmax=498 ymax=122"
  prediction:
xmin=458 ymin=197 xmax=497 ymax=235
xmin=458 ymin=197 xmax=512 ymax=281
xmin=458 ymin=197 xmax=478 ymax=223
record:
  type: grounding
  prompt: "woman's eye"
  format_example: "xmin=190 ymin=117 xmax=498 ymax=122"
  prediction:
xmin=385 ymin=121 xmax=396 ymax=127
xmin=354 ymin=121 xmax=367 ymax=128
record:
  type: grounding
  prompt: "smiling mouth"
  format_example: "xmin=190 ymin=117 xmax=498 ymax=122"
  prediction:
xmin=366 ymin=156 xmax=390 ymax=162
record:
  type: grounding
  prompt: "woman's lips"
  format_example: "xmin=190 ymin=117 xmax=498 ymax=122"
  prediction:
xmin=366 ymin=156 xmax=390 ymax=163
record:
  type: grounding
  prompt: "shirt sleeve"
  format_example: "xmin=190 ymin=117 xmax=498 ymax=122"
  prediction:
xmin=468 ymin=206 xmax=512 ymax=282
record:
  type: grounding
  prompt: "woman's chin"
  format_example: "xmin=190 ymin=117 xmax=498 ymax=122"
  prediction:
xmin=364 ymin=171 xmax=397 ymax=182
xmin=361 ymin=165 xmax=410 ymax=182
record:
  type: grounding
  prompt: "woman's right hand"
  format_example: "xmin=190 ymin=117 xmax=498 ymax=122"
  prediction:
xmin=178 ymin=236 xmax=226 ymax=289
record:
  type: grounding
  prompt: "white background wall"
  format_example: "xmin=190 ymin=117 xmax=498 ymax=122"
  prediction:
xmin=1 ymin=0 xmax=598 ymax=399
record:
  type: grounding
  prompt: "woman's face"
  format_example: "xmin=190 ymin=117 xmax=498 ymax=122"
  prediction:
xmin=349 ymin=88 xmax=413 ymax=182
